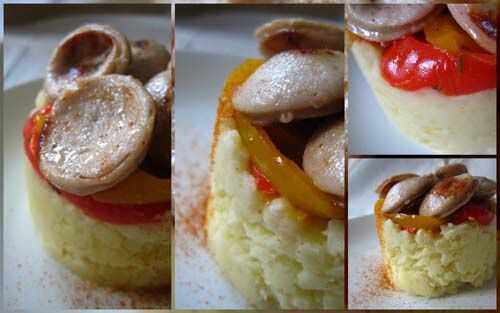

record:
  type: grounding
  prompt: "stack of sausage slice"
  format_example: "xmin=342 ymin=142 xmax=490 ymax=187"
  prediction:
xmin=347 ymin=3 xmax=496 ymax=53
xmin=39 ymin=24 xmax=172 ymax=196
xmin=233 ymin=18 xmax=346 ymax=199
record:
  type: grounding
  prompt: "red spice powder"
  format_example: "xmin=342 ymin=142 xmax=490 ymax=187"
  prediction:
xmin=7 ymin=255 xmax=169 ymax=309
xmin=57 ymin=268 xmax=170 ymax=309
xmin=349 ymin=255 xmax=393 ymax=307
xmin=181 ymin=179 xmax=210 ymax=244
xmin=174 ymin=131 xmax=212 ymax=248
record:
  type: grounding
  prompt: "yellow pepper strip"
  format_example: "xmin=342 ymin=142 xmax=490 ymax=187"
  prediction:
xmin=92 ymin=170 xmax=171 ymax=205
xmin=33 ymin=113 xmax=46 ymax=132
xmin=235 ymin=111 xmax=345 ymax=220
xmin=385 ymin=213 xmax=442 ymax=232
xmin=217 ymin=59 xmax=345 ymax=220
xmin=424 ymin=13 xmax=483 ymax=54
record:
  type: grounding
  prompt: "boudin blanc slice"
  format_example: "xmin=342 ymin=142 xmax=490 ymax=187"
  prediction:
xmin=381 ymin=175 xmax=437 ymax=213
xmin=145 ymin=69 xmax=173 ymax=174
xmin=45 ymin=24 xmax=131 ymax=99
xmin=473 ymin=176 xmax=496 ymax=200
xmin=146 ymin=67 xmax=173 ymax=108
xmin=39 ymin=74 xmax=155 ymax=196
xmin=375 ymin=173 xmax=419 ymax=197
xmin=346 ymin=4 xmax=442 ymax=42
xmin=419 ymin=174 xmax=479 ymax=219
xmin=256 ymin=18 xmax=344 ymax=58
xmin=434 ymin=163 xmax=468 ymax=179
xmin=303 ymin=118 xmax=345 ymax=197
xmin=232 ymin=49 xmax=344 ymax=125
xmin=127 ymin=40 xmax=170 ymax=83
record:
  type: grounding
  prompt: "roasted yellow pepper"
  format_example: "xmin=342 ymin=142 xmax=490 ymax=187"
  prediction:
xmin=385 ymin=213 xmax=442 ymax=232
xmin=218 ymin=59 xmax=345 ymax=220
xmin=93 ymin=170 xmax=170 ymax=205
xmin=234 ymin=111 xmax=345 ymax=220
xmin=424 ymin=13 xmax=483 ymax=54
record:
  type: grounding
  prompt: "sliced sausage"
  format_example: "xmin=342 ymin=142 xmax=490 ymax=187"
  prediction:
xmin=256 ymin=18 xmax=344 ymax=58
xmin=473 ymin=176 xmax=496 ymax=200
xmin=375 ymin=173 xmax=418 ymax=197
xmin=381 ymin=175 xmax=436 ymax=213
xmin=127 ymin=40 xmax=170 ymax=83
xmin=145 ymin=68 xmax=173 ymax=175
xmin=347 ymin=4 xmax=442 ymax=42
xmin=233 ymin=49 xmax=344 ymax=125
xmin=146 ymin=66 xmax=173 ymax=108
xmin=303 ymin=117 xmax=345 ymax=197
xmin=448 ymin=4 xmax=496 ymax=54
xmin=419 ymin=174 xmax=479 ymax=218
xmin=434 ymin=163 xmax=468 ymax=179
xmin=39 ymin=74 xmax=155 ymax=196
xmin=45 ymin=24 xmax=131 ymax=99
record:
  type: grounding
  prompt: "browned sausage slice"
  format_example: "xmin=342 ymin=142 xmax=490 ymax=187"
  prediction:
xmin=145 ymin=69 xmax=173 ymax=175
xmin=303 ymin=117 xmax=345 ymax=197
xmin=233 ymin=49 xmax=344 ymax=125
xmin=381 ymin=175 xmax=437 ymax=213
xmin=419 ymin=174 xmax=479 ymax=219
xmin=434 ymin=163 xmax=468 ymax=179
xmin=375 ymin=173 xmax=418 ymax=197
xmin=473 ymin=176 xmax=496 ymax=200
xmin=256 ymin=18 xmax=344 ymax=58
xmin=45 ymin=24 xmax=131 ymax=99
xmin=347 ymin=4 xmax=442 ymax=42
xmin=39 ymin=74 xmax=155 ymax=196
xmin=128 ymin=40 xmax=170 ymax=83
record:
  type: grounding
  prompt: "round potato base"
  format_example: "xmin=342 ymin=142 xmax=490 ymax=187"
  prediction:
xmin=206 ymin=112 xmax=344 ymax=309
xmin=26 ymin=162 xmax=170 ymax=289
xmin=375 ymin=210 xmax=496 ymax=297
xmin=351 ymin=40 xmax=496 ymax=154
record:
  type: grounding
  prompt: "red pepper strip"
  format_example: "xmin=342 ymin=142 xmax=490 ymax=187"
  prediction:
xmin=250 ymin=162 xmax=279 ymax=196
xmin=59 ymin=191 xmax=167 ymax=224
xmin=381 ymin=36 xmax=496 ymax=96
xmin=23 ymin=105 xmax=52 ymax=177
xmin=401 ymin=226 xmax=417 ymax=234
xmin=452 ymin=201 xmax=495 ymax=226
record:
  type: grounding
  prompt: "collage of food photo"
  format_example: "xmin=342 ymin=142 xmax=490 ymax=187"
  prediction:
xmin=1 ymin=0 xmax=497 ymax=312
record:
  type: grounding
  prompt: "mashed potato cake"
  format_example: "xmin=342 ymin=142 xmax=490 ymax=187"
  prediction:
xmin=206 ymin=42 xmax=345 ymax=307
xmin=207 ymin=128 xmax=344 ymax=309
xmin=351 ymin=39 xmax=496 ymax=154
xmin=381 ymin=219 xmax=496 ymax=297
xmin=26 ymin=163 xmax=170 ymax=289
xmin=373 ymin=164 xmax=497 ymax=298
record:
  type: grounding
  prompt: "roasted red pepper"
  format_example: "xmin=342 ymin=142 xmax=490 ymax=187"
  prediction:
xmin=381 ymin=36 xmax=496 ymax=96
xmin=60 ymin=191 xmax=166 ymax=224
xmin=250 ymin=162 xmax=279 ymax=196
xmin=452 ymin=201 xmax=495 ymax=226
xmin=402 ymin=226 xmax=418 ymax=234
xmin=23 ymin=105 xmax=52 ymax=175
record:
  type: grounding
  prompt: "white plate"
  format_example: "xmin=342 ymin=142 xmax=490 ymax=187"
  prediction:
xmin=347 ymin=50 xmax=433 ymax=155
xmin=3 ymin=81 xmax=170 ymax=310
xmin=174 ymin=51 xmax=249 ymax=309
xmin=348 ymin=158 xmax=497 ymax=309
